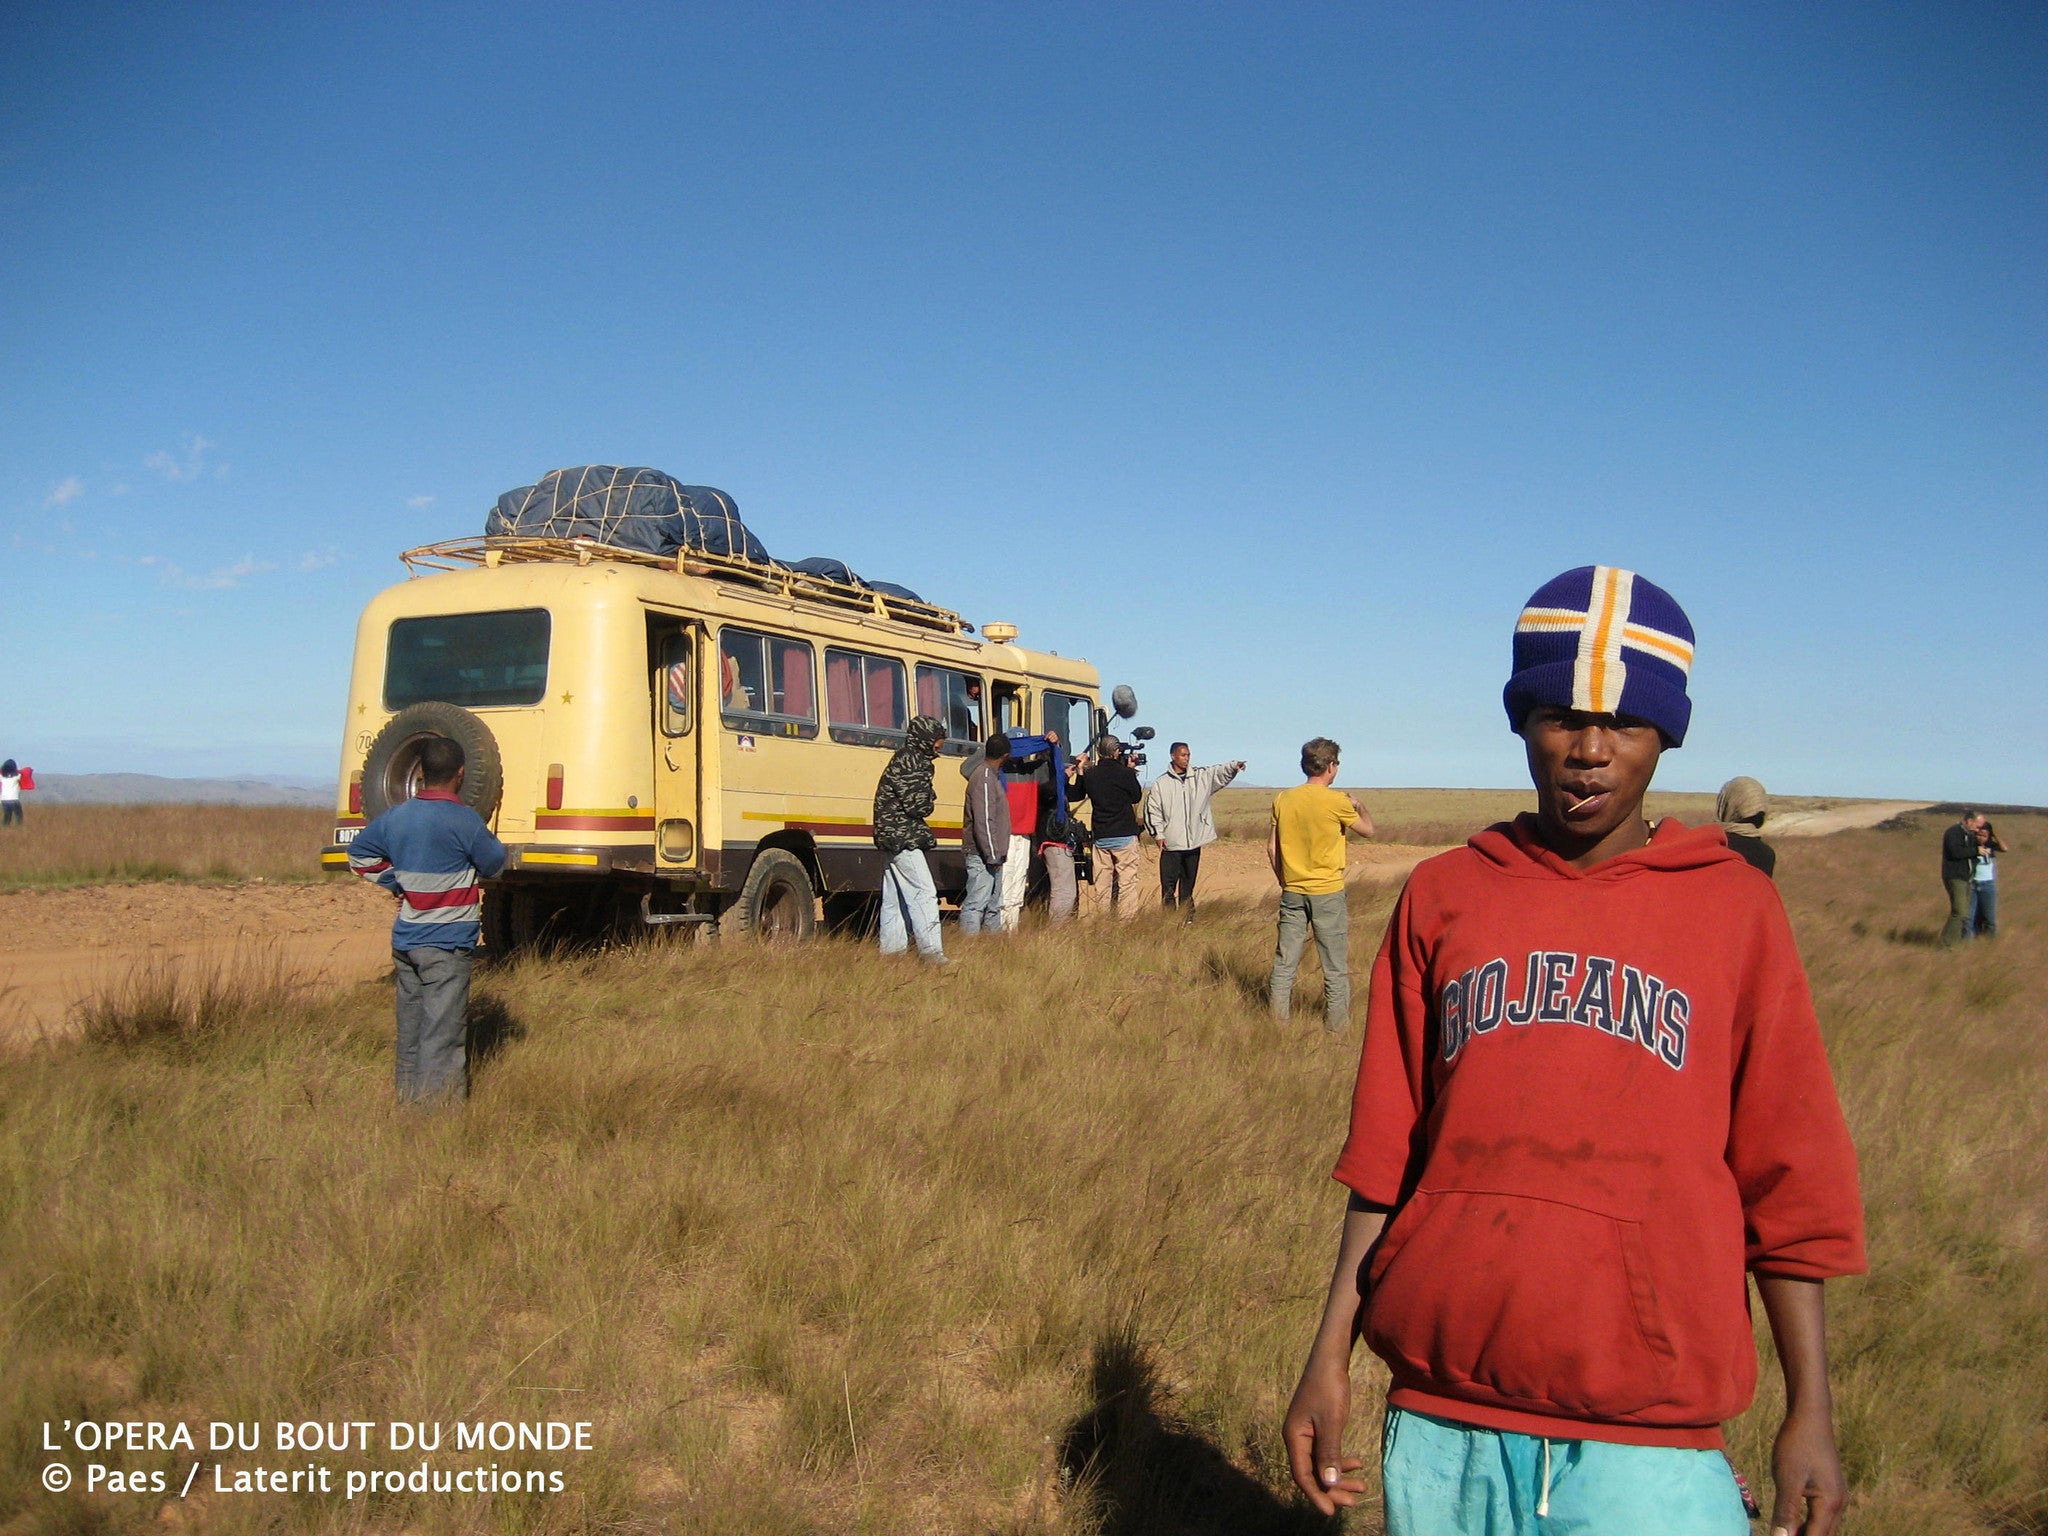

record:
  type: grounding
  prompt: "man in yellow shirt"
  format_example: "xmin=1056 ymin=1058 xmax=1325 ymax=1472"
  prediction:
xmin=1268 ymin=737 xmax=1375 ymax=1031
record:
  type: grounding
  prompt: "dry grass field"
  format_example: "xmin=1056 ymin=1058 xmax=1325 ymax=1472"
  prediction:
xmin=0 ymin=807 xmax=2041 ymax=1534
xmin=0 ymin=805 xmax=333 ymax=889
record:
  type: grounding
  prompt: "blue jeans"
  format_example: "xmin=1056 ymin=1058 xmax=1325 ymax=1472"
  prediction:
xmin=1971 ymin=880 xmax=1997 ymax=936
xmin=878 ymin=849 xmax=945 ymax=959
xmin=960 ymin=852 xmax=1006 ymax=935
xmin=1382 ymin=1408 xmax=1749 ymax=1535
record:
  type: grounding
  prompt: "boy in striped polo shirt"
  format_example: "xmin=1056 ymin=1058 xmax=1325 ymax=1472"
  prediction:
xmin=348 ymin=737 xmax=507 ymax=1105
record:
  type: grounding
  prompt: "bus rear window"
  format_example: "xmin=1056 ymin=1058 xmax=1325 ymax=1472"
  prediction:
xmin=385 ymin=610 xmax=551 ymax=710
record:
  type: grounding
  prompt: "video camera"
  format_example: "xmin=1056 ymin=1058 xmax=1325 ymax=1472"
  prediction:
xmin=1096 ymin=685 xmax=1155 ymax=768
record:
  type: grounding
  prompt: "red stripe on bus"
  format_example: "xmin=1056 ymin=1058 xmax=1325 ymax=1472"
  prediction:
xmin=534 ymin=815 xmax=656 ymax=831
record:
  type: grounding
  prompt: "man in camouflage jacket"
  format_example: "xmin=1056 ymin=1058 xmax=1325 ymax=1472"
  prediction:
xmin=872 ymin=716 xmax=947 ymax=960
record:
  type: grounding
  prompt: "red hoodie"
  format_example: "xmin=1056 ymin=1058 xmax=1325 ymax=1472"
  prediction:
xmin=1334 ymin=815 xmax=1864 ymax=1449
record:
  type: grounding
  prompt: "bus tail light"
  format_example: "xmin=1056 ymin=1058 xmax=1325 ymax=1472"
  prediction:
xmin=546 ymin=764 xmax=564 ymax=810
xmin=348 ymin=772 xmax=363 ymax=815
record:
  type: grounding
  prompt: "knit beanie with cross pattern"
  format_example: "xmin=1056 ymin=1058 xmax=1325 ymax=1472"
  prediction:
xmin=1503 ymin=565 xmax=1696 ymax=746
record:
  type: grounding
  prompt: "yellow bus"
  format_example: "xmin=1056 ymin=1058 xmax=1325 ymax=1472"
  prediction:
xmin=322 ymin=536 xmax=1111 ymax=946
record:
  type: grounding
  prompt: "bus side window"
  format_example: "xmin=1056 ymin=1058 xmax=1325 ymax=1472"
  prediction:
xmin=1043 ymin=690 xmax=1091 ymax=752
xmin=915 ymin=665 xmax=983 ymax=754
xmin=827 ymin=647 xmax=908 ymax=746
xmin=720 ymin=631 xmax=760 ymax=714
xmin=994 ymin=683 xmax=1025 ymax=734
xmin=660 ymin=632 xmax=691 ymax=736
xmin=720 ymin=627 xmax=818 ymax=737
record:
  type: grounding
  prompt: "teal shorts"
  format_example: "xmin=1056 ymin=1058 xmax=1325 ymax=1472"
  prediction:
xmin=1382 ymin=1408 xmax=1751 ymax=1535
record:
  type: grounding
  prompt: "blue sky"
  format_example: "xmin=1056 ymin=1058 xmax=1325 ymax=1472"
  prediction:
xmin=4 ymin=2 xmax=2042 ymax=801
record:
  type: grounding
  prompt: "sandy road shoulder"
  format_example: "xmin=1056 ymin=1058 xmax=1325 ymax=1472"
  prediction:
xmin=0 ymin=880 xmax=396 ymax=1042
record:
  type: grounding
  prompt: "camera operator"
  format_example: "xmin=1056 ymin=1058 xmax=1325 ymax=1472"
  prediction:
xmin=1079 ymin=734 xmax=1146 ymax=920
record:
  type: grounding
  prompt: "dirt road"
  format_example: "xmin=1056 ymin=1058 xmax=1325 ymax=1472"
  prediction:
xmin=0 ymin=842 xmax=1434 ymax=1044
xmin=1759 ymin=801 xmax=1929 ymax=836
xmin=0 ymin=807 xmax=1917 ymax=1044
xmin=0 ymin=880 xmax=397 ymax=1042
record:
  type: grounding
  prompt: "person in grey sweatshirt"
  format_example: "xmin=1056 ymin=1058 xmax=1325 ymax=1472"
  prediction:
xmin=961 ymin=732 xmax=1012 ymax=935
xmin=1143 ymin=742 xmax=1245 ymax=920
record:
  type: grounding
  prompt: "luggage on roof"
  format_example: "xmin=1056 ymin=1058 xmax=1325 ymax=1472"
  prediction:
xmin=788 ymin=555 xmax=925 ymax=606
xmin=485 ymin=466 xmax=770 ymax=563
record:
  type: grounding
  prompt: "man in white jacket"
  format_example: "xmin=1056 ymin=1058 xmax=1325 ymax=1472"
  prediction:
xmin=1143 ymin=742 xmax=1245 ymax=922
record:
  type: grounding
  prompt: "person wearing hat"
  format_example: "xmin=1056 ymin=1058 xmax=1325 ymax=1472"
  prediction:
xmin=1284 ymin=566 xmax=1864 ymax=1536
xmin=1715 ymin=775 xmax=1776 ymax=877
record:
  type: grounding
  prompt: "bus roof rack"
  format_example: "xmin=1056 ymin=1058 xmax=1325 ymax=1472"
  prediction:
xmin=398 ymin=537 xmax=970 ymax=635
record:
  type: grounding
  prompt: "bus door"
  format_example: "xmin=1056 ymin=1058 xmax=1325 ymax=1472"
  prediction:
xmin=650 ymin=619 xmax=701 ymax=868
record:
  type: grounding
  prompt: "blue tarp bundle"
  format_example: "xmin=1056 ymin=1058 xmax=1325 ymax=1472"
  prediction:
xmin=486 ymin=466 xmax=770 ymax=563
xmin=788 ymin=555 xmax=926 ymax=607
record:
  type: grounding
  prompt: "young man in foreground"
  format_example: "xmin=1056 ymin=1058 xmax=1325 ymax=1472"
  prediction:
xmin=1284 ymin=566 xmax=1864 ymax=1536
xmin=347 ymin=737 xmax=507 ymax=1105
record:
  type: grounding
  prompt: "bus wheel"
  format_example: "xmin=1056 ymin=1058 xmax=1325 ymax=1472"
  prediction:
xmin=731 ymin=850 xmax=817 ymax=942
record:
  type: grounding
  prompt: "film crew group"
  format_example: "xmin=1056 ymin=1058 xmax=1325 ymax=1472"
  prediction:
xmin=347 ymin=737 xmax=508 ymax=1106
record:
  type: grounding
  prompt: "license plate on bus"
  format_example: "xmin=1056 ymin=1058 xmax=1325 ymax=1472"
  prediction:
xmin=334 ymin=826 xmax=359 ymax=844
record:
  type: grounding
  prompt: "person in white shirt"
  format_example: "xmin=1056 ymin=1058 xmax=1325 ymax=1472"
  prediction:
xmin=1143 ymin=742 xmax=1245 ymax=922
xmin=0 ymin=759 xmax=23 ymax=827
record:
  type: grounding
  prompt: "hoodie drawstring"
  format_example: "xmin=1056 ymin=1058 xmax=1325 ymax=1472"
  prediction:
xmin=1536 ymin=1437 xmax=1552 ymax=1517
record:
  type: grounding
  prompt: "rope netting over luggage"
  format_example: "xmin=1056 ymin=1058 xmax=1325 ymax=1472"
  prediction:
xmin=485 ymin=466 xmax=770 ymax=563
xmin=467 ymin=464 xmax=954 ymax=625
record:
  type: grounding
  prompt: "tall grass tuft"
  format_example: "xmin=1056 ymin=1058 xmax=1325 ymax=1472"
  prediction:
xmin=72 ymin=948 xmax=313 ymax=1051
xmin=0 ymin=813 xmax=2040 ymax=1533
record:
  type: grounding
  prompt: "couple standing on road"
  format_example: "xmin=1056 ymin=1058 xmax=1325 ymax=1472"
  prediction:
xmin=1941 ymin=809 xmax=2008 ymax=945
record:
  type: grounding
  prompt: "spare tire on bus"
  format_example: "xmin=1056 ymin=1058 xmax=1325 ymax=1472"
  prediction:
xmin=728 ymin=848 xmax=817 ymax=942
xmin=361 ymin=703 xmax=504 ymax=820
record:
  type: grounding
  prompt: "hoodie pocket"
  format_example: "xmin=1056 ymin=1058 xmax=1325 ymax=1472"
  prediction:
xmin=1365 ymin=1188 xmax=1679 ymax=1418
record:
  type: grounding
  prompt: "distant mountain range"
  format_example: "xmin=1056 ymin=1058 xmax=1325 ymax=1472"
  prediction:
xmin=31 ymin=774 xmax=336 ymax=807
